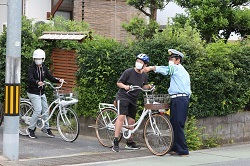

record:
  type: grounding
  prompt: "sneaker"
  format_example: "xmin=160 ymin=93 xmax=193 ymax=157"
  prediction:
xmin=112 ymin=138 xmax=119 ymax=152
xmin=125 ymin=141 xmax=141 ymax=150
xmin=26 ymin=128 xmax=37 ymax=139
xmin=41 ymin=128 xmax=55 ymax=138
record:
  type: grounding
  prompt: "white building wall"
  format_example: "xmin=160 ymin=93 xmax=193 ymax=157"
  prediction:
xmin=24 ymin=0 xmax=51 ymax=20
xmin=0 ymin=0 xmax=8 ymax=33
xmin=0 ymin=0 xmax=51 ymax=33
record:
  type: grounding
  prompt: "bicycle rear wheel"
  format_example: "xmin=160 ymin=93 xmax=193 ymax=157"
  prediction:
xmin=95 ymin=108 xmax=122 ymax=147
xmin=144 ymin=113 xmax=174 ymax=156
xmin=0 ymin=103 xmax=4 ymax=126
xmin=19 ymin=101 xmax=33 ymax=135
xmin=57 ymin=107 xmax=79 ymax=142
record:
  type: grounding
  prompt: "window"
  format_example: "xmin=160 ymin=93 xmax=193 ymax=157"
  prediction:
xmin=52 ymin=0 xmax=73 ymax=20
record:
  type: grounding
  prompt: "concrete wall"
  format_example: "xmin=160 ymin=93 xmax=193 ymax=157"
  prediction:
xmin=79 ymin=111 xmax=250 ymax=144
xmin=197 ymin=111 xmax=250 ymax=143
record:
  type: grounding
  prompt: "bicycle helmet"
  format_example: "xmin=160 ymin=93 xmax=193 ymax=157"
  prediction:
xmin=136 ymin=54 xmax=149 ymax=64
xmin=33 ymin=49 xmax=45 ymax=61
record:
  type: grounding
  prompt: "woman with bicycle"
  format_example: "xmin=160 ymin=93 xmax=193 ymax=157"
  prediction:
xmin=26 ymin=49 xmax=64 ymax=139
xmin=112 ymin=54 xmax=152 ymax=152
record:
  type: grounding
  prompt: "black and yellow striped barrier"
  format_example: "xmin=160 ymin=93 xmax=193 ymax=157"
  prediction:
xmin=4 ymin=84 xmax=20 ymax=116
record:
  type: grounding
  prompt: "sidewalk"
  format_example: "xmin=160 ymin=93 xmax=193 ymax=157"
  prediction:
xmin=1 ymin=125 xmax=250 ymax=166
xmin=99 ymin=142 xmax=250 ymax=166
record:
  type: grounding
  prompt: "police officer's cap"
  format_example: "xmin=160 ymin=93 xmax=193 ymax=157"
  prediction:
xmin=168 ymin=49 xmax=184 ymax=58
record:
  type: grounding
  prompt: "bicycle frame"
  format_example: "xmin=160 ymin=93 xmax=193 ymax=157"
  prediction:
xmin=98 ymin=86 xmax=158 ymax=140
xmin=121 ymin=108 xmax=152 ymax=139
xmin=25 ymin=81 xmax=78 ymax=129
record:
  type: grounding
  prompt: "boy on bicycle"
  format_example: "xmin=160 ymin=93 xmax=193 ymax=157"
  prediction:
xmin=26 ymin=49 xmax=64 ymax=139
xmin=112 ymin=54 xmax=152 ymax=152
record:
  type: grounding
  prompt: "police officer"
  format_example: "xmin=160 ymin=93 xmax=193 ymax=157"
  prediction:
xmin=143 ymin=49 xmax=191 ymax=156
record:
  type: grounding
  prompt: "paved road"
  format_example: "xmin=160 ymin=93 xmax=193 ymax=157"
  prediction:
xmin=0 ymin=125 xmax=152 ymax=166
xmin=1 ymin=125 xmax=250 ymax=166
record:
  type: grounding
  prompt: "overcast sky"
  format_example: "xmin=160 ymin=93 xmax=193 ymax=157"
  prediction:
xmin=157 ymin=2 xmax=185 ymax=25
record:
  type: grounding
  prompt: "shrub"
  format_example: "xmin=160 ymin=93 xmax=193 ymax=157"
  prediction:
xmin=189 ymin=41 xmax=250 ymax=117
xmin=75 ymin=37 xmax=134 ymax=117
xmin=185 ymin=116 xmax=203 ymax=150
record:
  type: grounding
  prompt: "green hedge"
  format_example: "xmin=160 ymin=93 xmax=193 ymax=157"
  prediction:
xmin=76 ymin=37 xmax=135 ymax=117
xmin=190 ymin=42 xmax=250 ymax=117
xmin=0 ymin=17 xmax=249 ymax=119
xmin=75 ymin=24 xmax=250 ymax=118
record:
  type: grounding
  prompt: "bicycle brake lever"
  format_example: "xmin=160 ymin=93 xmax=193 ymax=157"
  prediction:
xmin=126 ymin=86 xmax=132 ymax=93
xmin=129 ymin=85 xmax=134 ymax=91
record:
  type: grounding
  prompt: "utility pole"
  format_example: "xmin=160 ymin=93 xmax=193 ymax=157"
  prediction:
xmin=3 ymin=0 xmax=22 ymax=160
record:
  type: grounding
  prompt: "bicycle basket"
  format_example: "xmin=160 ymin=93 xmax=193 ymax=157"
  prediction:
xmin=144 ymin=94 xmax=170 ymax=110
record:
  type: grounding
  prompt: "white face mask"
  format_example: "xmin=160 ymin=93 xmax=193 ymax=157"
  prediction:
xmin=168 ymin=61 xmax=174 ymax=66
xmin=35 ymin=59 xmax=43 ymax=65
xmin=135 ymin=62 xmax=144 ymax=70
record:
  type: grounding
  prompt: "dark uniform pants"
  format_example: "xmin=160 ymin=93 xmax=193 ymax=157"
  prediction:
xmin=170 ymin=96 xmax=189 ymax=155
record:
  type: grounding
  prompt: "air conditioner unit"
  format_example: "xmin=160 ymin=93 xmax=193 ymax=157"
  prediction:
xmin=2 ymin=22 xmax=7 ymax=31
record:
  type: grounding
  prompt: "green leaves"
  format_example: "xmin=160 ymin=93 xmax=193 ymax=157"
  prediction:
xmin=122 ymin=17 xmax=160 ymax=40
xmin=175 ymin=0 xmax=250 ymax=43
xmin=189 ymin=41 xmax=250 ymax=117
xmin=185 ymin=116 xmax=203 ymax=150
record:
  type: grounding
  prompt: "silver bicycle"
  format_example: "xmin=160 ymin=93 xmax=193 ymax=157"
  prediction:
xmin=95 ymin=85 xmax=174 ymax=156
xmin=19 ymin=81 xmax=79 ymax=142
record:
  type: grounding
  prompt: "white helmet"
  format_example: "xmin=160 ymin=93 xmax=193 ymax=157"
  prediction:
xmin=33 ymin=49 xmax=45 ymax=61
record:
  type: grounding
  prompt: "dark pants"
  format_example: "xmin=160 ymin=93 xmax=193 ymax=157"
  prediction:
xmin=170 ymin=96 xmax=189 ymax=155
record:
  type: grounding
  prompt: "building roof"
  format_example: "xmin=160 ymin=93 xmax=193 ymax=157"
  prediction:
xmin=38 ymin=31 xmax=90 ymax=41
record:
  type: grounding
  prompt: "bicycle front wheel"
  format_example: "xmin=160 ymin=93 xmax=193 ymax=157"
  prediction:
xmin=95 ymin=108 xmax=121 ymax=147
xmin=144 ymin=113 xmax=174 ymax=156
xmin=57 ymin=107 xmax=79 ymax=142
xmin=19 ymin=101 xmax=33 ymax=135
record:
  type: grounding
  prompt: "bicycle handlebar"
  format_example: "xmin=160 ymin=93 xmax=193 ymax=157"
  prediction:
xmin=41 ymin=81 xmax=66 ymax=89
xmin=127 ymin=85 xmax=155 ymax=93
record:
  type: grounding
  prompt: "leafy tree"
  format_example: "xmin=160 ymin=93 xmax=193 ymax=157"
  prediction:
xmin=126 ymin=0 xmax=171 ymax=20
xmin=124 ymin=0 xmax=170 ymax=39
xmin=122 ymin=16 xmax=160 ymax=40
xmin=174 ymin=0 xmax=250 ymax=43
